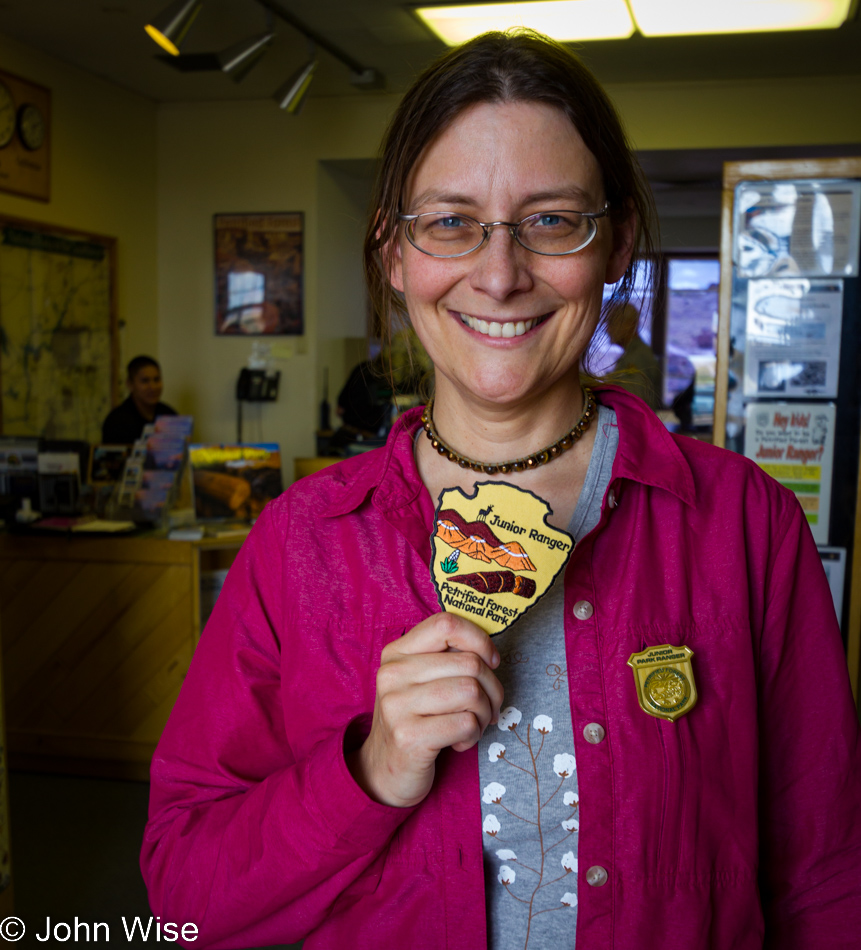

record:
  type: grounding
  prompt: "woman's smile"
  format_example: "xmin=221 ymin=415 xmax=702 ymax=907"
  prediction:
xmin=455 ymin=310 xmax=552 ymax=339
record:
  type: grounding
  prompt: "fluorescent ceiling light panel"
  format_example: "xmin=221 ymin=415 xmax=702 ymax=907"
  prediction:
xmin=628 ymin=0 xmax=855 ymax=36
xmin=414 ymin=1 xmax=635 ymax=45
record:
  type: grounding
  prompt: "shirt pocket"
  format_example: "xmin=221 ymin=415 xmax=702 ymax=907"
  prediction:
xmin=613 ymin=621 xmax=759 ymax=879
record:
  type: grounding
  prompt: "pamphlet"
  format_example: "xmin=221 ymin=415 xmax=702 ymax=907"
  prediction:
xmin=743 ymin=278 xmax=842 ymax=398
xmin=744 ymin=402 xmax=835 ymax=545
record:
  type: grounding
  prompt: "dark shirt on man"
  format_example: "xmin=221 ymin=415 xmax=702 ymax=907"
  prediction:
xmin=101 ymin=396 xmax=177 ymax=444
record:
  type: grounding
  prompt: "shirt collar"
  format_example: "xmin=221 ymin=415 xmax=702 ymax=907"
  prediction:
xmin=594 ymin=384 xmax=697 ymax=508
xmin=320 ymin=407 xmax=426 ymax=518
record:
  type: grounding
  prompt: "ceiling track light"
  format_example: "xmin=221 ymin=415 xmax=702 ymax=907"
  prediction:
xmin=145 ymin=0 xmax=204 ymax=56
xmin=144 ymin=0 xmax=384 ymax=101
xmin=220 ymin=31 xmax=275 ymax=82
xmin=254 ymin=0 xmax=383 ymax=89
xmin=274 ymin=47 xmax=318 ymax=113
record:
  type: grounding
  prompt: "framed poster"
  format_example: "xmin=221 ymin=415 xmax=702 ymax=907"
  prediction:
xmin=0 ymin=216 xmax=118 ymax=444
xmin=214 ymin=212 xmax=303 ymax=335
xmin=0 ymin=68 xmax=50 ymax=202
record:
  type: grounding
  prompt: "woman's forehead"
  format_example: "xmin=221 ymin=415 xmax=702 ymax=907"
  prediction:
xmin=403 ymin=100 xmax=604 ymax=208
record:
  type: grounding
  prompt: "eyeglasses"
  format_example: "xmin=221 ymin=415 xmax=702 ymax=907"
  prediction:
xmin=397 ymin=203 xmax=609 ymax=259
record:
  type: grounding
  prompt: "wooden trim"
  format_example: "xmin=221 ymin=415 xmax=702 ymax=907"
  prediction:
xmin=723 ymin=157 xmax=861 ymax=188
xmin=713 ymin=174 xmax=737 ymax=449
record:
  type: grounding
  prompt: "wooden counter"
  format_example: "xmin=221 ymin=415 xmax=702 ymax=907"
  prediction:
xmin=0 ymin=532 xmax=245 ymax=780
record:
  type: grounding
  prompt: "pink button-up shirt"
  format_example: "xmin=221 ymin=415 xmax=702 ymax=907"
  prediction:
xmin=142 ymin=386 xmax=861 ymax=949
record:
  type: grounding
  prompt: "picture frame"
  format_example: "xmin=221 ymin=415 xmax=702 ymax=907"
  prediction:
xmin=214 ymin=212 xmax=304 ymax=335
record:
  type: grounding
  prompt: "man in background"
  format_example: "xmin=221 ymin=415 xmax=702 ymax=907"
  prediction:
xmin=101 ymin=355 xmax=177 ymax=444
xmin=608 ymin=303 xmax=663 ymax=411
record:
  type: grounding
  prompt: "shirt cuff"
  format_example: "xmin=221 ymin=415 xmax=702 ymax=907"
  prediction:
xmin=305 ymin=717 xmax=417 ymax=852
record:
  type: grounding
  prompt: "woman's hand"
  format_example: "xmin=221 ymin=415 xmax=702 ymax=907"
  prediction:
xmin=346 ymin=613 xmax=503 ymax=808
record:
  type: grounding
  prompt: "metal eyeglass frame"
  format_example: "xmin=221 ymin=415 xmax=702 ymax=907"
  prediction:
xmin=397 ymin=202 xmax=610 ymax=258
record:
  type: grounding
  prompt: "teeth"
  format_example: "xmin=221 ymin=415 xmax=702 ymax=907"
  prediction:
xmin=459 ymin=313 xmax=543 ymax=337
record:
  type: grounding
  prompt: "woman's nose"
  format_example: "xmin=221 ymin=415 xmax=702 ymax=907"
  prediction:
xmin=468 ymin=226 xmax=533 ymax=300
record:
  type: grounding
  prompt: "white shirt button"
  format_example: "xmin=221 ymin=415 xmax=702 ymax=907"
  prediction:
xmin=607 ymin=489 xmax=617 ymax=509
xmin=573 ymin=600 xmax=593 ymax=620
xmin=583 ymin=722 xmax=605 ymax=744
xmin=586 ymin=865 xmax=608 ymax=887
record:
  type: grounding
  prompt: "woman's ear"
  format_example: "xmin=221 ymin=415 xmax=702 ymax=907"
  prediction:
xmin=604 ymin=206 xmax=637 ymax=285
xmin=385 ymin=237 xmax=405 ymax=293
xmin=377 ymin=214 xmax=405 ymax=293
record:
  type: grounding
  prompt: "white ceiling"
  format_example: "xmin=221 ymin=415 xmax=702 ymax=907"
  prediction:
xmin=0 ymin=0 xmax=860 ymax=104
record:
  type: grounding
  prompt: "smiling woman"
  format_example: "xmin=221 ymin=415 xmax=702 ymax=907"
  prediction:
xmin=142 ymin=29 xmax=861 ymax=950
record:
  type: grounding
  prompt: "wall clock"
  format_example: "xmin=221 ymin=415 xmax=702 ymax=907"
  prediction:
xmin=0 ymin=69 xmax=50 ymax=201
xmin=17 ymin=104 xmax=46 ymax=151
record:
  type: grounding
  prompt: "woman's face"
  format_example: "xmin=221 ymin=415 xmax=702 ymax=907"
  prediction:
xmin=389 ymin=100 xmax=633 ymax=409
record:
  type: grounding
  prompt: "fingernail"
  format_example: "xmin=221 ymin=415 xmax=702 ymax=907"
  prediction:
xmin=491 ymin=652 xmax=500 ymax=668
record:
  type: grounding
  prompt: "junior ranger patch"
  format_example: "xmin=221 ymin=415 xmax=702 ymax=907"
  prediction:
xmin=627 ymin=644 xmax=697 ymax=721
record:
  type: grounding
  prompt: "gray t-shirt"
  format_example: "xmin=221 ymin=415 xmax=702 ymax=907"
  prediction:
xmin=478 ymin=404 xmax=618 ymax=950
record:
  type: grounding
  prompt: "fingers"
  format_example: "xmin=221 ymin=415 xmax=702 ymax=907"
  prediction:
xmin=378 ymin=649 xmax=503 ymax=716
xmin=348 ymin=612 xmax=504 ymax=808
xmin=381 ymin=670 xmax=494 ymax=731
xmin=384 ymin=611 xmax=500 ymax=670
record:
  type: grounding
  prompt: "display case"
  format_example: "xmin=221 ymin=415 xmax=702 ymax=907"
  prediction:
xmin=713 ymin=157 xmax=861 ymax=706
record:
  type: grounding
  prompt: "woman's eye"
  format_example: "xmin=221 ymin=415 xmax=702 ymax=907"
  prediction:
xmin=437 ymin=216 xmax=466 ymax=229
xmin=536 ymin=214 xmax=563 ymax=227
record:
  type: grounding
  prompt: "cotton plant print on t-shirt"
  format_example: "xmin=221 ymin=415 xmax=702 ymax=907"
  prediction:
xmin=478 ymin=581 xmax=580 ymax=950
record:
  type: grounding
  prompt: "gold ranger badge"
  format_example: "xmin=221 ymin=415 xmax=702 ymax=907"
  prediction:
xmin=627 ymin=644 xmax=697 ymax=721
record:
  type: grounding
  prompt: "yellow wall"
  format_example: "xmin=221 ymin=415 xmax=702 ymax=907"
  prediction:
xmin=155 ymin=96 xmax=397 ymax=466
xmin=609 ymin=74 xmax=861 ymax=150
xmin=0 ymin=33 xmax=158 ymax=382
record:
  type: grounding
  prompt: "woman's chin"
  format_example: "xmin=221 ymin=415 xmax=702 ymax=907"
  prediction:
xmin=446 ymin=367 xmax=563 ymax=411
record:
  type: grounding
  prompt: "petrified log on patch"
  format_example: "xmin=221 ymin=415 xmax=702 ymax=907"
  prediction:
xmin=450 ymin=571 xmax=536 ymax=598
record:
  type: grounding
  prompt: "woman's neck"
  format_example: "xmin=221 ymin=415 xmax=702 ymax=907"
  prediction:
xmin=429 ymin=371 xmax=587 ymax=466
xmin=416 ymin=372 xmax=597 ymax=530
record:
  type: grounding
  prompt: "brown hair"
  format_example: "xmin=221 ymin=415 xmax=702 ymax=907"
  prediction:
xmin=363 ymin=28 xmax=657 ymax=375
